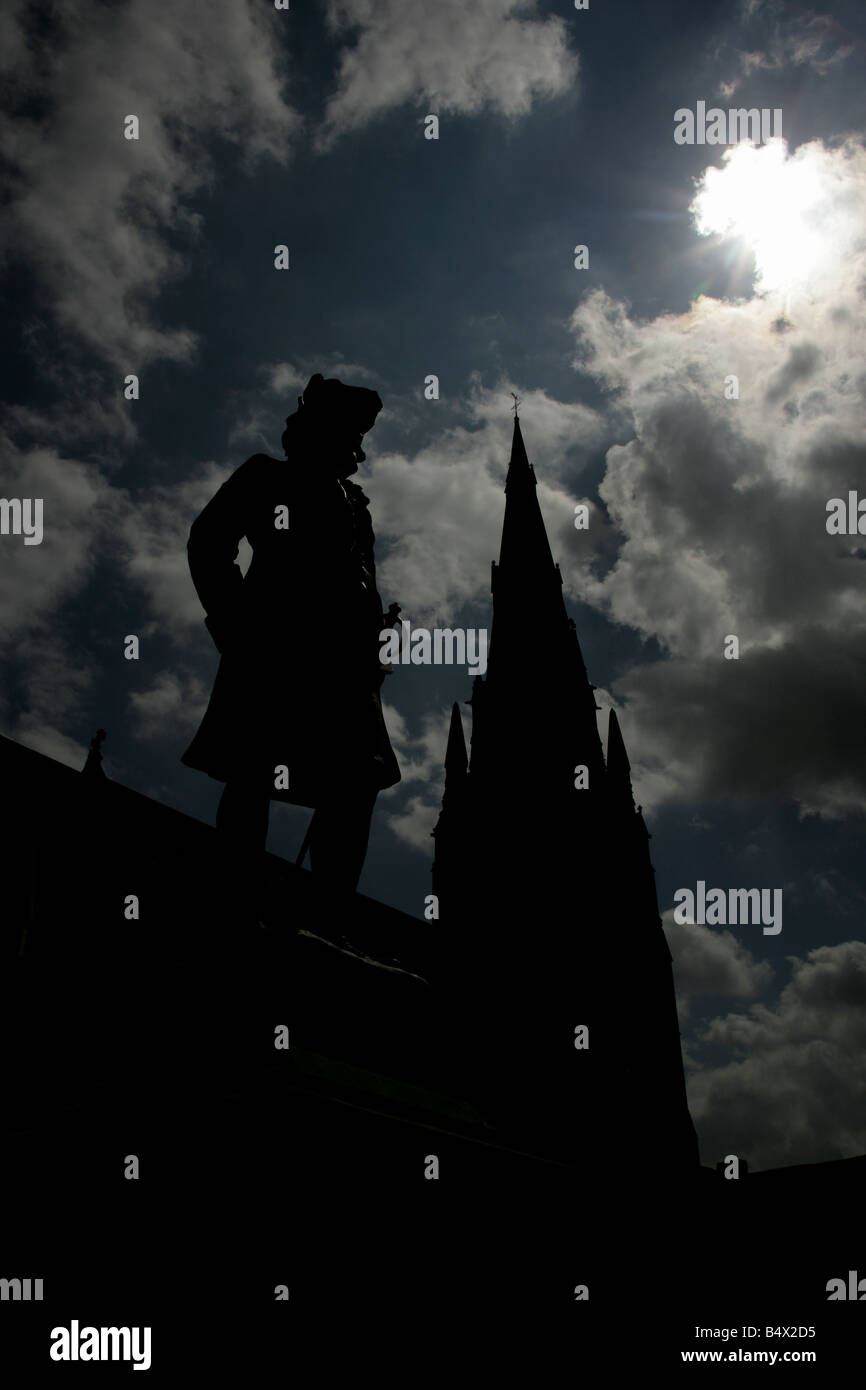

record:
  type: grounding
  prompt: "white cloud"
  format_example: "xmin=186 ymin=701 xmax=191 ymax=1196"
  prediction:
xmin=1 ymin=0 xmax=298 ymax=367
xmin=319 ymin=0 xmax=577 ymax=146
xmin=687 ymin=941 xmax=866 ymax=1168
xmin=117 ymin=461 xmax=235 ymax=638
xmin=379 ymin=701 xmax=453 ymax=850
xmin=385 ymin=791 xmax=440 ymax=854
xmin=0 ymin=435 xmax=121 ymax=636
xmin=0 ymin=434 xmax=134 ymax=764
xmin=664 ymin=908 xmax=774 ymax=1019
xmin=3 ymin=627 xmax=97 ymax=774
xmin=14 ymin=720 xmax=89 ymax=773
xmin=0 ymin=435 xmax=230 ymax=766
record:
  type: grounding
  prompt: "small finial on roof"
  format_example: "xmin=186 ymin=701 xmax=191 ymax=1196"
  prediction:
xmin=82 ymin=728 xmax=107 ymax=779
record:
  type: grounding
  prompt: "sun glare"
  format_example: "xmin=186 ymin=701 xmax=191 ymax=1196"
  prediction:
xmin=691 ymin=140 xmax=829 ymax=294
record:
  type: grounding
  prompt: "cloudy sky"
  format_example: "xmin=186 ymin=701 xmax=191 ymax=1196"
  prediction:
xmin=2 ymin=0 xmax=866 ymax=1171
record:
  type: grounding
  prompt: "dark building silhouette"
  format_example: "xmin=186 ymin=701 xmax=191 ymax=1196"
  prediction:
xmin=432 ymin=416 xmax=698 ymax=1175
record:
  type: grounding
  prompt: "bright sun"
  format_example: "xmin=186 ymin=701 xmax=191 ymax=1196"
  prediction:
xmin=690 ymin=140 xmax=829 ymax=294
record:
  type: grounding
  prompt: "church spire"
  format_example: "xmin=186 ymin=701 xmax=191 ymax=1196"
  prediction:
xmin=606 ymin=709 xmax=636 ymax=812
xmin=444 ymin=702 xmax=468 ymax=777
xmin=432 ymin=704 xmax=468 ymax=843
xmin=496 ymin=415 xmax=558 ymax=589
xmin=430 ymin=704 xmax=470 ymax=924
xmin=450 ymin=410 xmax=607 ymax=799
xmin=430 ymin=409 xmax=699 ymax=1172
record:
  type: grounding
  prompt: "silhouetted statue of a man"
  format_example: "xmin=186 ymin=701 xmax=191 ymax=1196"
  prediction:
xmin=181 ymin=373 xmax=401 ymax=894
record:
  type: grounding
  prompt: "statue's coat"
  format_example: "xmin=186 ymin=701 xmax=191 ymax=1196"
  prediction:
xmin=181 ymin=451 xmax=401 ymax=808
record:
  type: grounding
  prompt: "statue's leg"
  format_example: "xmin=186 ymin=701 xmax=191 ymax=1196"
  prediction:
xmin=308 ymin=785 xmax=378 ymax=892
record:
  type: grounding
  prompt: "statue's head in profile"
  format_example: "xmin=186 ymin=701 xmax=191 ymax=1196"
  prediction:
xmin=281 ymin=373 xmax=383 ymax=477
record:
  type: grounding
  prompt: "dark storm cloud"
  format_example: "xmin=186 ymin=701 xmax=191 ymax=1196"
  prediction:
xmin=616 ymin=629 xmax=866 ymax=818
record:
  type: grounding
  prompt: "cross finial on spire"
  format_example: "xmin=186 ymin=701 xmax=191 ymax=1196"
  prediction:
xmin=510 ymin=391 xmax=520 ymax=418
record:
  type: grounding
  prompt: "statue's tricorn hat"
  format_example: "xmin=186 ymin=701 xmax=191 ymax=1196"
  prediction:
xmin=282 ymin=373 xmax=382 ymax=465
xmin=299 ymin=373 xmax=382 ymax=433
